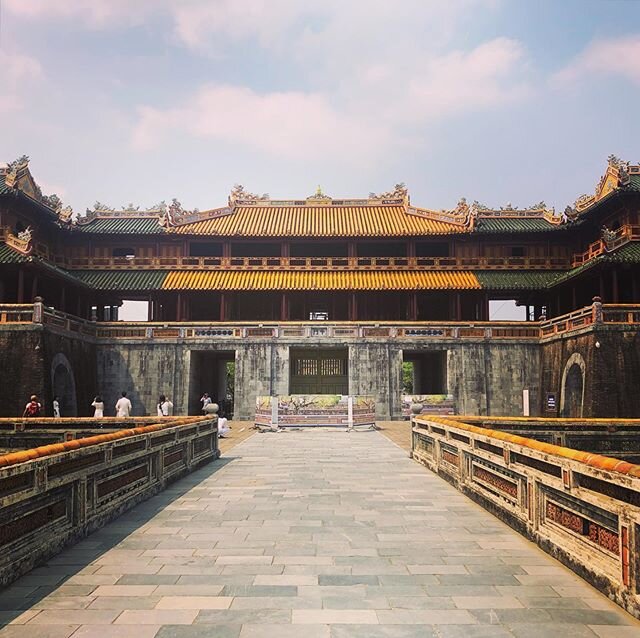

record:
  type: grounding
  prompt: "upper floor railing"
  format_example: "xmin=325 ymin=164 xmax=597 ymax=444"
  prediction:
xmin=572 ymin=224 xmax=640 ymax=267
xmin=1 ymin=300 xmax=638 ymax=342
xmin=61 ymin=254 xmax=572 ymax=270
xmin=3 ymin=225 xmax=640 ymax=272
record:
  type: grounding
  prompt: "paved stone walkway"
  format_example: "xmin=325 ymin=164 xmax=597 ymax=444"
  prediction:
xmin=1 ymin=430 xmax=639 ymax=638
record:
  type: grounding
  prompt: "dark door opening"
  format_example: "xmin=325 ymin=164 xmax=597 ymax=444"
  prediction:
xmin=189 ymin=350 xmax=235 ymax=418
xmin=403 ymin=350 xmax=447 ymax=394
xmin=562 ymin=363 xmax=584 ymax=417
xmin=290 ymin=348 xmax=349 ymax=395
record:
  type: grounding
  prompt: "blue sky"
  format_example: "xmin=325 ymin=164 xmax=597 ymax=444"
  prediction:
xmin=1 ymin=0 xmax=639 ymax=217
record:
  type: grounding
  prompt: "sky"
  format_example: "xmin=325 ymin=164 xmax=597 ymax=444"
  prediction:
xmin=1 ymin=0 xmax=639 ymax=218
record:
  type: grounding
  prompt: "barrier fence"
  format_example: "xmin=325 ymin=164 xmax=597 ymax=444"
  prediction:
xmin=0 ymin=416 xmax=219 ymax=586
xmin=412 ymin=415 xmax=640 ymax=619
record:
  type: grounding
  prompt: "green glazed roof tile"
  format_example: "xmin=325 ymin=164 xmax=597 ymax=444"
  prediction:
xmin=474 ymin=218 xmax=564 ymax=234
xmin=476 ymin=270 xmax=563 ymax=290
xmin=0 ymin=243 xmax=28 ymax=263
xmin=73 ymin=217 xmax=166 ymax=234
xmin=608 ymin=242 xmax=640 ymax=262
xmin=74 ymin=270 xmax=169 ymax=290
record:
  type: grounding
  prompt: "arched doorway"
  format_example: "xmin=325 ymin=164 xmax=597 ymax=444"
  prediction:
xmin=51 ymin=353 xmax=77 ymax=417
xmin=560 ymin=353 xmax=585 ymax=418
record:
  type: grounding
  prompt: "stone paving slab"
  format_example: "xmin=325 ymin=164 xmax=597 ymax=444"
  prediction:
xmin=1 ymin=428 xmax=639 ymax=637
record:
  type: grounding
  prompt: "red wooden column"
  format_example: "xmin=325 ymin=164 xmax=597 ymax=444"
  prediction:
xmin=280 ymin=293 xmax=289 ymax=320
xmin=17 ymin=268 xmax=24 ymax=303
xmin=348 ymin=293 xmax=358 ymax=321
xmin=408 ymin=292 xmax=418 ymax=321
xmin=612 ymin=269 xmax=619 ymax=303
xmin=220 ymin=293 xmax=227 ymax=321
xmin=599 ymin=274 xmax=605 ymax=301
xmin=31 ymin=275 xmax=39 ymax=301
xmin=176 ymin=293 xmax=183 ymax=322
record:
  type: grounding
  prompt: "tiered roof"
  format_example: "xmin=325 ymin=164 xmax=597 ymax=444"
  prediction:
xmin=1 ymin=156 xmax=640 ymax=295
xmin=2 ymin=156 xmax=639 ymax=240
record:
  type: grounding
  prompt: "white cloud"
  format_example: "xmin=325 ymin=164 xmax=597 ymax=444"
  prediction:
xmin=405 ymin=38 xmax=529 ymax=119
xmin=4 ymin=0 xmax=159 ymax=27
xmin=554 ymin=35 xmax=640 ymax=85
xmin=0 ymin=50 xmax=42 ymax=85
xmin=0 ymin=50 xmax=43 ymax=115
xmin=132 ymin=84 xmax=388 ymax=163
xmin=131 ymin=37 xmax=530 ymax=161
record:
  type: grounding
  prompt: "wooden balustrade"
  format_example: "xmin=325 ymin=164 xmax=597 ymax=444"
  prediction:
xmin=0 ymin=304 xmax=34 ymax=323
xmin=62 ymin=254 xmax=573 ymax=271
xmin=572 ymin=224 xmax=640 ymax=267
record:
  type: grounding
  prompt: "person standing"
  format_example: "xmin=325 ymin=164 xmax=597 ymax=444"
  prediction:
xmin=52 ymin=396 xmax=61 ymax=418
xmin=91 ymin=395 xmax=105 ymax=418
xmin=23 ymin=395 xmax=42 ymax=417
xmin=165 ymin=397 xmax=174 ymax=416
xmin=157 ymin=394 xmax=169 ymax=416
xmin=115 ymin=391 xmax=132 ymax=417
xmin=200 ymin=393 xmax=212 ymax=414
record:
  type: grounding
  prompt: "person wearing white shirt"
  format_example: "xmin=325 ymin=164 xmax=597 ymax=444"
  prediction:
xmin=218 ymin=414 xmax=230 ymax=438
xmin=91 ymin=396 xmax=105 ymax=418
xmin=115 ymin=391 xmax=132 ymax=417
xmin=157 ymin=395 xmax=174 ymax=416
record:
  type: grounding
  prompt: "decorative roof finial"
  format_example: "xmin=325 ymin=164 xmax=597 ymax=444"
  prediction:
xmin=307 ymin=185 xmax=331 ymax=201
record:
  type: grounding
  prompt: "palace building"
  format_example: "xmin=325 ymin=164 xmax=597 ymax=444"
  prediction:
xmin=0 ymin=155 xmax=639 ymax=419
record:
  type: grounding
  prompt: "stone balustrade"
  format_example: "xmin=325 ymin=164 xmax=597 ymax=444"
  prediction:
xmin=412 ymin=415 xmax=640 ymax=618
xmin=1 ymin=301 xmax=639 ymax=344
xmin=0 ymin=416 xmax=219 ymax=587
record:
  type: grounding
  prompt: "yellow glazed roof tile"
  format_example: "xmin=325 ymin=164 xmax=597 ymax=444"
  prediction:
xmin=170 ymin=205 xmax=467 ymax=237
xmin=162 ymin=270 xmax=481 ymax=291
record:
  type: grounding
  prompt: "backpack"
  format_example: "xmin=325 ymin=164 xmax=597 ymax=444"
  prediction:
xmin=25 ymin=401 xmax=41 ymax=417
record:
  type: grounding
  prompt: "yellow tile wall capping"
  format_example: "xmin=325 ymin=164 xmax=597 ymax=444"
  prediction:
xmin=415 ymin=416 xmax=640 ymax=478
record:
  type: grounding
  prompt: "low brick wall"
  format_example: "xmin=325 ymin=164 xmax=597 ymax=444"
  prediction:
xmin=0 ymin=416 xmax=219 ymax=587
xmin=412 ymin=415 xmax=640 ymax=619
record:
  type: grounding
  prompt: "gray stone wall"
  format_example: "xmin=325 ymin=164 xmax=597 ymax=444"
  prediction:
xmin=94 ymin=338 xmax=541 ymax=420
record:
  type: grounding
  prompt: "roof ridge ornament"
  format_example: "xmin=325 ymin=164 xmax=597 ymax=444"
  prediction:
xmin=369 ymin=183 xmax=408 ymax=202
xmin=572 ymin=154 xmax=639 ymax=216
xmin=307 ymin=185 xmax=331 ymax=202
xmin=3 ymin=155 xmax=71 ymax=220
xmin=229 ymin=184 xmax=269 ymax=206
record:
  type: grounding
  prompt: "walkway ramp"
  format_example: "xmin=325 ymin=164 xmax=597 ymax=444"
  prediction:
xmin=1 ymin=430 xmax=638 ymax=637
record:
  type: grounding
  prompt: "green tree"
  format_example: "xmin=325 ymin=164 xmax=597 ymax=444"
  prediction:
xmin=402 ymin=362 xmax=414 ymax=394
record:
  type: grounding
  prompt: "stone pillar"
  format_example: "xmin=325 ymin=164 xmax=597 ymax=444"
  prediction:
xmin=33 ymin=296 xmax=44 ymax=324
xmin=592 ymin=296 xmax=603 ymax=324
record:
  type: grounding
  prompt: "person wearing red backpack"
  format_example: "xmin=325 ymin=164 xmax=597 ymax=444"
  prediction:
xmin=23 ymin=395 xmax=42 ymax=417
